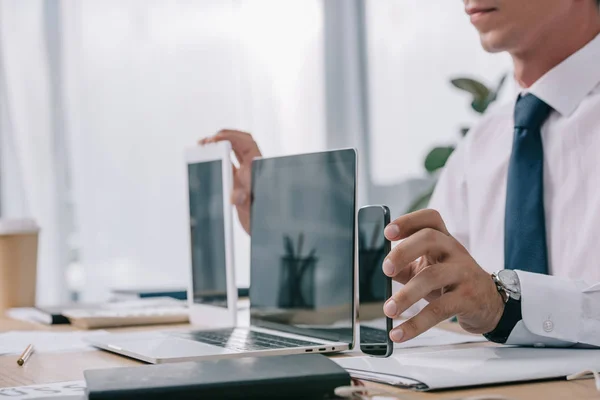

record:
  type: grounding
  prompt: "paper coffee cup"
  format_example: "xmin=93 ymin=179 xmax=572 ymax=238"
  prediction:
xmin=0 ymin=219 xmax=39 ymax=313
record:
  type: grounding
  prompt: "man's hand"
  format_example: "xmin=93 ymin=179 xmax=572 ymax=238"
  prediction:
xmin=382 ymin=209 xmax=505 ymax=343
xmin=199 ymin=130 xmax=262 ymax=234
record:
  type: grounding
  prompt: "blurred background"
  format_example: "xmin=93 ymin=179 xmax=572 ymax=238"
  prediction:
xmin=0 ymin=0 xmax=512 ymax=305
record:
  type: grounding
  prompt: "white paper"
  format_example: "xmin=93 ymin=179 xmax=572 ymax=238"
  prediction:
xmin=0 ymin=381 xmax=85 ymax=399
xmin=393 ymin=326 xmax=486 ymax=349
xmin=334 ymin=346 xmax=600 ymax=391
xmin=361 ymin=318 xmax=487 ymax=349
xmin=0 ymin=331 xmax=107 ymax=355
xmin=6 ymin=308 xmax=53 ymax=325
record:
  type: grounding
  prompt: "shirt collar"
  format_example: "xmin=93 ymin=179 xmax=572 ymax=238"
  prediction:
xmin=516 ymin=33 xmax=600 ymax=117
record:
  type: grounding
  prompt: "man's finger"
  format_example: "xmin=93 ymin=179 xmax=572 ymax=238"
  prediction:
xmin=211 ymin=129 xmax=252 ymax=145
xmin=230 ymin=189 xmax=248 ymax=206
xmin=230 ymin=162 xmax=246 ymax=205
xmin=214 ymin=130 xmax=258 ymax=163
xmin=383 ymin=263 xmax=460 ymax=318
xmin=384 ymin=209 xmax=449 ymax=241
xmin=231 ymin=161 xmax=249 ymax=189
xmin=198 ymin=130 xmax=258 ymax=163
xmin=388 ymin=259 xmax=418 ymax=285
xmin=389 ymin=292 xmax=461 ymax=343
xmin=383 ymin=228 xmax=453 ymax=277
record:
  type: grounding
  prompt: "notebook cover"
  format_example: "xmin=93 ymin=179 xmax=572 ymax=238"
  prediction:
xmin=84 ymin=354 xmax=350 ymax=400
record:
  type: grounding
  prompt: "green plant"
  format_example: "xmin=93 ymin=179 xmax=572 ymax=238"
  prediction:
xmin=406 ymin=75 xmax=507 ymax=213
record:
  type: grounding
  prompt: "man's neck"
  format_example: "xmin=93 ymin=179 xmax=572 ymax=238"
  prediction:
xmin=512 ymin=12 xmax=600 ymax=88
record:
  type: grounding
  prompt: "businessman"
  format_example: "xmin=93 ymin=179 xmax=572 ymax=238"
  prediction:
xmin=201 ymin=0 xmax=600 ymax=347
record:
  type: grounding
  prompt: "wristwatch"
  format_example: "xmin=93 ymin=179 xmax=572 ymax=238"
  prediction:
xmin=483 ymin=269 xmax=523 ymax=344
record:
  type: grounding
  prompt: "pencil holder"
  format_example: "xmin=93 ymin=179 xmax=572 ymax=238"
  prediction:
xmin=277 ymin=256 xmax=317 ymax=309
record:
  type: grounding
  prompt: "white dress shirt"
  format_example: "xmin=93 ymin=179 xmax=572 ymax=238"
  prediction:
xmin=429 ymin=33 xmax=600 ymax=347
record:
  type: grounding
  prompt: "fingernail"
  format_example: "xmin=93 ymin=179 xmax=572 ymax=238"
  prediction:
xmin=390 ymin=328 xmax=404 ymax=342
xmin=384 ymin=300 xmax=397 ymax=317
xmin=384 ymin=224 xmax=400 ymax=239
xmin=382 ymin=259 xmax=395 ymax=276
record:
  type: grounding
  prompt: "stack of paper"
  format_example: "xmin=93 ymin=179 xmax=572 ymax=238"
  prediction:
xmin=0 ymin=381 xmax=85 ymax=399
xmin=334 ymin=346 xmax=600 ymax=391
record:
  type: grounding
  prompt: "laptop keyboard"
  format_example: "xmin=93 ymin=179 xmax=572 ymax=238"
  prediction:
xmin=172 ymin=328 xmax=324 ymax=352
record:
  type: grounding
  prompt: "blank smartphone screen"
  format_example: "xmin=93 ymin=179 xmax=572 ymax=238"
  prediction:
xmin=358 ymin=206 xmax=390 ymax=355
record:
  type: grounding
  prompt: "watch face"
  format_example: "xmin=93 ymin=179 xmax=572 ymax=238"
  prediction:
xmin=498 ymin=269 xmax=520 ymax=294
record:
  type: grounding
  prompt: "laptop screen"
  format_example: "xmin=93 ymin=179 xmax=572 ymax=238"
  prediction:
xmin=249 ymin=149 xmax=356 ymax=344
xmin=187 ymin=160 xmax=228 ymax=308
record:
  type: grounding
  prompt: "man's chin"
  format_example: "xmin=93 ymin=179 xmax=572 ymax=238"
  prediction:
xmin=478 ymin=32 xmax=510 ymax=53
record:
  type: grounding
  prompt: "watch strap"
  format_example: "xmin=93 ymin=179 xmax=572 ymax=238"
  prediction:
xmin=483 ymin=296 xmax=522 ymax=344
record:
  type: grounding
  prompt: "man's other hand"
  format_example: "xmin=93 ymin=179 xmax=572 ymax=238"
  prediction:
xmin=199 ymin=130 xmax=262 ymax=234
xmin=382 ymin=209 xmax=505 ymax=342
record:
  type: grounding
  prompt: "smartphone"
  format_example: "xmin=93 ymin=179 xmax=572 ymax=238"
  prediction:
xmin=358 ymin=205 xmax=393 ymax=357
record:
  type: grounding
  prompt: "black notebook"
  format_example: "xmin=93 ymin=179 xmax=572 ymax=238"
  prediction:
xmin=84 ymin=354 xmax=350 ymax=400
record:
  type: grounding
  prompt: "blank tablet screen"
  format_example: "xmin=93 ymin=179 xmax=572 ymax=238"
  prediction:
xmin=187 ymin=160 xmax=227 ymax=308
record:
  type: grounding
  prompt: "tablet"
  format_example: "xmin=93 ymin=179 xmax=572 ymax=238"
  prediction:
xmin=184 ymin=142 xmax=237 ymax=327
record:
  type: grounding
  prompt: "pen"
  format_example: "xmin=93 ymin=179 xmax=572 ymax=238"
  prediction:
xmin=297 ymin=233 xmax=304 ymax=258
xmin=17 ymin=344 xmax=34 ymax=366
xmin=284 ymin=235 xmax=294 ymax=258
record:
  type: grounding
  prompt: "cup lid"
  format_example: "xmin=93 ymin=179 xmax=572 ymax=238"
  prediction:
xmin=0 ymin=219 xmax=40 ymax=235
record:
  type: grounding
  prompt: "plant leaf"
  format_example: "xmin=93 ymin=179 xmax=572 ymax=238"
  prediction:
xmin=452 ymin=78 xmax=492 ymax=114
xmin=471 ymin=98 xmax=489 ymax=114
xmin=406 ymin=185 xmax=436 ymax=213
xmin=451 ymin=78 xmax=490 ymax=100
xmin=460 ymin=127 xmax=470 ymax=137
xmin=424 ymin=146 xmax=455 ymax=173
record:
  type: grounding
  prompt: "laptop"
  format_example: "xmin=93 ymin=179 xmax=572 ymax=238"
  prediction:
xmin=87 ymin=148 xmax=358 ymax=363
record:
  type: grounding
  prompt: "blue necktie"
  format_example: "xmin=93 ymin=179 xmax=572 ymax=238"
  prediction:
xmin=504 ymin=94 xmax=553 ymax=274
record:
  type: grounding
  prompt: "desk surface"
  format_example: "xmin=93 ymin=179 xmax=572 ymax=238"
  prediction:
xmin=0 ymin=317 xmax=596 ymax=400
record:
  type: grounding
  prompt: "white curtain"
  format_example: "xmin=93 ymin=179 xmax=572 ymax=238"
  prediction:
xmin=0 ymin=0 xmax=66 ymax=304
xmin=1 ymin=0 xmax=326 ymax=303
xmin=61 ymin=0 xmax=325 ymax=301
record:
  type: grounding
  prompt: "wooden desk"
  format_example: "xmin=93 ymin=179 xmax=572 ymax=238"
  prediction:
xmin=0 ymin=317 xmax=596 ymax=399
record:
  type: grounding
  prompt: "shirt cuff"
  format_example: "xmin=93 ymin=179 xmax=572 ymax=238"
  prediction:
xmin=505 ymin=271 xmax=581 ymax=346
